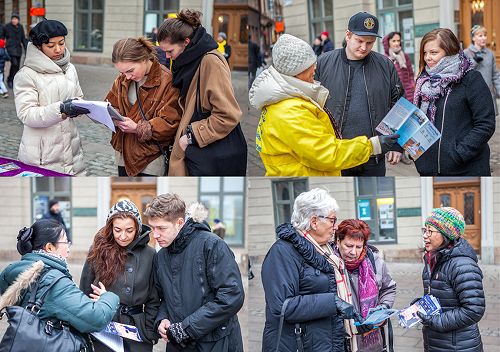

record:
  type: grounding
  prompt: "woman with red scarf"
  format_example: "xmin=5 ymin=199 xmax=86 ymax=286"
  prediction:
xmin=334 ymin=219 xmax=397 ymax=352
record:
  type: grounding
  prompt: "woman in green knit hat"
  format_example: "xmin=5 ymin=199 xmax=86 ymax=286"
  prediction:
xmin=412 ymin=207 xmax=485 ymax=352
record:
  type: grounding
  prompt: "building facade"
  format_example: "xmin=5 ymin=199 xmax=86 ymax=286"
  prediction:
xmin=248 ymin=177 xmax=500 ymax=265
xmin=0 ymin=177 xmax=248 ymax=266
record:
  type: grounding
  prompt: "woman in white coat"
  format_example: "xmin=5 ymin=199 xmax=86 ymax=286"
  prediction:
xmin=14 ymin=19 xmax=90 ymax=175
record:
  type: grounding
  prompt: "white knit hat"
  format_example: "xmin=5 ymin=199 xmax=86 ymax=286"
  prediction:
xmin=272 ymin=34 xmax=317 ymax=76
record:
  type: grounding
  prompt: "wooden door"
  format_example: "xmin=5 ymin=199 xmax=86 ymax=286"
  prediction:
xmin=213 ymin=5 xmax=248 ymax=70
xmin=433 ymin=178 xmax=481 ymax=253
xmin=110 ymin=178 xmax=157 ymax=246
xmin=460 ymin=0 xmax=500 ymax=66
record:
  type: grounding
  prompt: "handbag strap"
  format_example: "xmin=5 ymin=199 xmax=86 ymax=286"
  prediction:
xmin=275 ymin=298 xmax=291 ymax=352
xmin=28 ymin=269 xmax=68 ymax=310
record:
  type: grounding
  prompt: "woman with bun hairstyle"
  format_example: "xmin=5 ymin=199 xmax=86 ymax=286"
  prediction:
xmin=13 ymin=19 xmax=90 ymax=175
xmin=105 ymin=37 xmax=182 ymax=176
xmin=0 ymin=219 xmax=120 ymax=338
xmin=157 ymin=9 xmax=247 ymax=176
xmin=80 ymin=200 xmax=160 ymax=352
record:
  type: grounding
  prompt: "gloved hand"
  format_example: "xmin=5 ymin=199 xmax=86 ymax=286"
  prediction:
xmin=335 ymin=296 xmax=363 ymax=322
xmin=60 ymin=99 xmax=90 ymax=118
xmin=410 ymin=297 xmax=421 ymax=306
xmin=378 ymin=134 xmax=400 ymax=154
xmin=166 ymin=322 xmax=194 ymax=348
xmin=416 ymin=311 xmax=434 ymax=327
xmin=356 ymin=323 xmax=376 ymax=335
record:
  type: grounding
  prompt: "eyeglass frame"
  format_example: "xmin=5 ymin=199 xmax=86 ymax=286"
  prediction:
xmin=421 ymin=227 xmax=441 ymax=238
xmin=55 ymin=241 xmax=72 ymax=247
xmin=317 ymin=215 xmax=338 ymax=226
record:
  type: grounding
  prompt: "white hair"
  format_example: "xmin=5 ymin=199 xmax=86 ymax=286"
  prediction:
xmin=291 ymin=188 xmax=339 ymax=231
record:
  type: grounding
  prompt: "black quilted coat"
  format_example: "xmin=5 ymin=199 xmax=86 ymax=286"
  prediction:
xmin=421 ymin=237 xmax=485 ymax=352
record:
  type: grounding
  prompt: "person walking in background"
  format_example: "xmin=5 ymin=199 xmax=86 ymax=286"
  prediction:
xmin=14 ymin=19 xmax=90 ymax=175
xmin=248 ymin=35 xmax=261 ymax=90
xmin=216 ymin=32 xmax=232 ymax=63
xmin=414 ymin=207 xmax=485 ymax=352
xmin=261 ymin=188 xmax=363 ymax=351
xmin=333 ymin=219 xmax=397 ymax=352
xmin=464 ymin=25 xmax=500 ymax=116
xmin=145 ymin=194 xmax=244 ymax=351
xmin=250 ymin=33 xmax=400 ymax=176
xmin=413 ymin=28 xmax=495 ymax=176
xmin=312 ymin=36 xmax=323 ymax=56
xmin=157 ymin=9 xmax=247 ymax=176
xmin=320 ymin=31 xmax=334 ymax=53
xmin=315 ymin=12 xmax=404 ymax=176
xmin=80 ymin=200 xmax=160 ymax=352
xmin=212 ymin=218 xmax=226 ymax=239
xmin=0 ymin=38 xmax=10 ymax=98
xmin=105 ymin=37 xmax=181 ymax=176
xmin=42 ymin=198 xmax=70 ymax=241
xmin=0 ymin=219 xmax=120 ymax=342
xmin=4 ymin=13 xmax=27 ymax=89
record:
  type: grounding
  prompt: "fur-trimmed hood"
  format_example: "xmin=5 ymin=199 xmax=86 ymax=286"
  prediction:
xmin=0 ymin=260 xmax=44 ymax=309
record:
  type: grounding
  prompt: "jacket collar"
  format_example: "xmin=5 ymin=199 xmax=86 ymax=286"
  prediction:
xmin=24 ymin=42 xmax=65 ymax=74
xmin=168 ymin=218 xmax=212 ymax=254
xmin=127 ymin=224 xmax=153 ymax=251
xmin=120 ymin=59 xmax=162 ymax=89
xmin=340 ymin=47 xmax=372 ymax=66
xmin=277 ymin=223 xmax=334 ymax=273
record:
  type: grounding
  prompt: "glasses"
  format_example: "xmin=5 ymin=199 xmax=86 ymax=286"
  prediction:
xmin=318 ymin=215 xmax=337 ymax=226
xmin=55 ymin=241 xmax=72 ymax=247
xmin=421 ymin=228 xmax=440 ymax=238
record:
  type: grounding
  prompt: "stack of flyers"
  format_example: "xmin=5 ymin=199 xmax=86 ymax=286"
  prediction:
xmin=398 ymin=294 xmax=442 ymax=328
xmin=355 ymin=307 xmax=399 ymax=326
xmin=0 ymin=162 xmax=21 ymax=174
xmin=92 ymin=322 xmax=142 ymax=352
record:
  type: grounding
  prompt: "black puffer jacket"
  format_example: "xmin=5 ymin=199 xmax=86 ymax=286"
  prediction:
xmin=261 ymin=223 xmax=345 ymax=352
xmin=153 ymin=218 xmax=244 ymax=352
xmin=3 ymin=22 xmax=27 ymax=57
xmin=414 ymin=69 xmax=495 ymax=176
xmin=421 ymin=237 xmax=485 ymax=352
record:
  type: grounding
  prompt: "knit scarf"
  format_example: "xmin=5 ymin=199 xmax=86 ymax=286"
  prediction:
xmin=32 ymin=249 xmax=68 ymax=265
xmin=217 ymin=40 xmax=226 ymax=54
xmin=388 ymin=47 xmax=406 ymax=69
xmin=414 ymin=52 xmax=472 ymax=123
xmin=171 ymin=26 xmax=218 ymax=97
xmin=53 ymin=48 xmax=71 ymax=73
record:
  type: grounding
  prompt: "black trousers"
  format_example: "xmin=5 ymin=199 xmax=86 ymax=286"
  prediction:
xmin=117 ymin=166 xmax=155 ymax=177
xmin=7 ymin=55 xmax=21 ymax=84
xmin=341 ymin=155 xmax=386 ymax=176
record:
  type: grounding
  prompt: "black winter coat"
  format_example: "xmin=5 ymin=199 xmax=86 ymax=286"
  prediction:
xmin=414 ymin=70 xmax=495 ymax=176
xmin=315 ymin=48 xmax=403 ymax=138
xmin=80 ymin=225 xmax=160 ymax=352
xmin=153 ymin=218 xmax=244 ymax=352
xmin=3 ymin=22 xmax=27 ymax=57
xmin=421 ymin=237 xmax=485 ymax=352
xmin=42 ymin=211 xmax=70 ymax=239
xmin=261 ymin=223 xmax=345 ymax=352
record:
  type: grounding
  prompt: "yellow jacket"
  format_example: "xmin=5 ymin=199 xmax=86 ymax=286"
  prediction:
xmin=251 ymin=67 xmax=374 ymax=176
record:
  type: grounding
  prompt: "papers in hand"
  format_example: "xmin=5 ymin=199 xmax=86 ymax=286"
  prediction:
xmin=91 ymin=321 xmax=142 ymax=352
xmin=376 ymin=97 xmax=441 ymax=160
xmin=72 ymin=100 xmax=126 ymax=132
xmin=354 ymin=307 xmax=399 ymax=326
xmin=398 ymin=294 xmax=442 ymax=328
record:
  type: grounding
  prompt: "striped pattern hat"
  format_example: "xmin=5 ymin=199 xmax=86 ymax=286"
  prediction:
xmin=108 ymin=199 xmax=142 ymax=231
xmin=425 ymin=207 xmax=465 ymax=241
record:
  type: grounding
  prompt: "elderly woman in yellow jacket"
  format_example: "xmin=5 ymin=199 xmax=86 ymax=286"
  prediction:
xmin=249 ymin=34 xmax=399 ymax=176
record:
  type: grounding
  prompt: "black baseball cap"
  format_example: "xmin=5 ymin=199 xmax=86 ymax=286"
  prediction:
xmin=348 ymin=12 xmax=381 ymax=38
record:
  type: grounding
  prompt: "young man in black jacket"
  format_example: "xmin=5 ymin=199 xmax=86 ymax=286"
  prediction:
xmin=3 ymin=13 xmax=27 ymax=89
xmin=315 ymin=12 xmax=404 ymax=176
xmin=146 ymin=193 xmax=244 ymax=352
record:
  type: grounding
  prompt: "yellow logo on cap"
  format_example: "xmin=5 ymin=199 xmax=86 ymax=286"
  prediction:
xmin=364 ymin=18 xmax=375 ymax=30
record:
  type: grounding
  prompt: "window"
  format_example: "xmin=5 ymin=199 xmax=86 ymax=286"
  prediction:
xmin=144 ymin=0 xmax=179 ymax=37
xmin=355 ymin=177 xmax=397 ymax=243
xmin=377 ymin=0 xmax=414 ymax=58
xmin=272 ymin=178 xmax=308 ymax=226
xmin=74 ymin=0 xmax=104 ymax=52
xmin=308 ymin=0 xmax=334 ymax=43
xmin=32 ymin=178 xmax=72 ymax=236
xmin=199 ymin=177 xmax=245 ymax=246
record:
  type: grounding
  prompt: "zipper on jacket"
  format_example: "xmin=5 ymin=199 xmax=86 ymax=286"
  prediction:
xmin=340 ymin=66 xmax=351 ymax=132
xmin=362 ymin=66 xmax=377 ymax=140
xmin=437 ymin=92 xmax=450 ymax=175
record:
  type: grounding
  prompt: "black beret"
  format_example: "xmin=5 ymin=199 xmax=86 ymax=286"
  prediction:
xmin=30 ymin=20 xmax=68 ymax=46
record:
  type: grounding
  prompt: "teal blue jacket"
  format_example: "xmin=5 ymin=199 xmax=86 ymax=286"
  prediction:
xmin=0 ymin=252 xmax=120 ymax=333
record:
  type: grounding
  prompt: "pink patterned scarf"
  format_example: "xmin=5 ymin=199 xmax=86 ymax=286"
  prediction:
xmin=356 ymin=257 xmax=380 ymax=348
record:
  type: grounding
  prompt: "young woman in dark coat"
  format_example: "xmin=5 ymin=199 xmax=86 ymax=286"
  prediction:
xmin=413 ymin=207 xmax=485 ymax=352
xmin=413 ymin=28 xmax=495 ymax=176
xmin=261 ymin=188 xmax=362 ymax=352
xmin=80 ymin=200 xmax=160 ymax=352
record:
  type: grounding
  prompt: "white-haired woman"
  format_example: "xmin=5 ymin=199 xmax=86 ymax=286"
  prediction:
xmin=261 ymin=188 xmax=362 ymax=352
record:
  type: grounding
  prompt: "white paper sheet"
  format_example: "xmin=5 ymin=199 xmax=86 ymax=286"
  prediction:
xmin=91 ymin=331 xmax=124 ymax=352
xmin=72 ymin=100 xmax=118 ymax=132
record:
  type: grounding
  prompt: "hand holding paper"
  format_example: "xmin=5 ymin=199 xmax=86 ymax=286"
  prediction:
xmin=72 ymin=99 xmax=127 ymax=132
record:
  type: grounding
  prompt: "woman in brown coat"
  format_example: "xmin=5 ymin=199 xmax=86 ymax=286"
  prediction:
xmin=105 ymin=37 xmax=181 ymax=176
xmin=157 ymin=9 xmax=247 ymax=176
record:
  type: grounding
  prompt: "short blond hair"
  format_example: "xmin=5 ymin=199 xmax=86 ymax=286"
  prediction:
xmin=144 ymin=193 xmax=186 ymax=222
xmin=471 ymin=25 xmax=487 ymax=40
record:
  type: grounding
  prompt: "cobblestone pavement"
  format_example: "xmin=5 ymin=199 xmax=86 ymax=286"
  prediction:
xmin=248 ymin=260 xmax=500 ymax=352
xmin=0 ymin=259 xmax=249 ymax=352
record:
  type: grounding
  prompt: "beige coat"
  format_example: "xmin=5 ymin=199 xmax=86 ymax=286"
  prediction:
xmin=14 ymin=43 xmax=85 ymax=175
xmin=168 ymin=49 xmax=242 ymax=176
